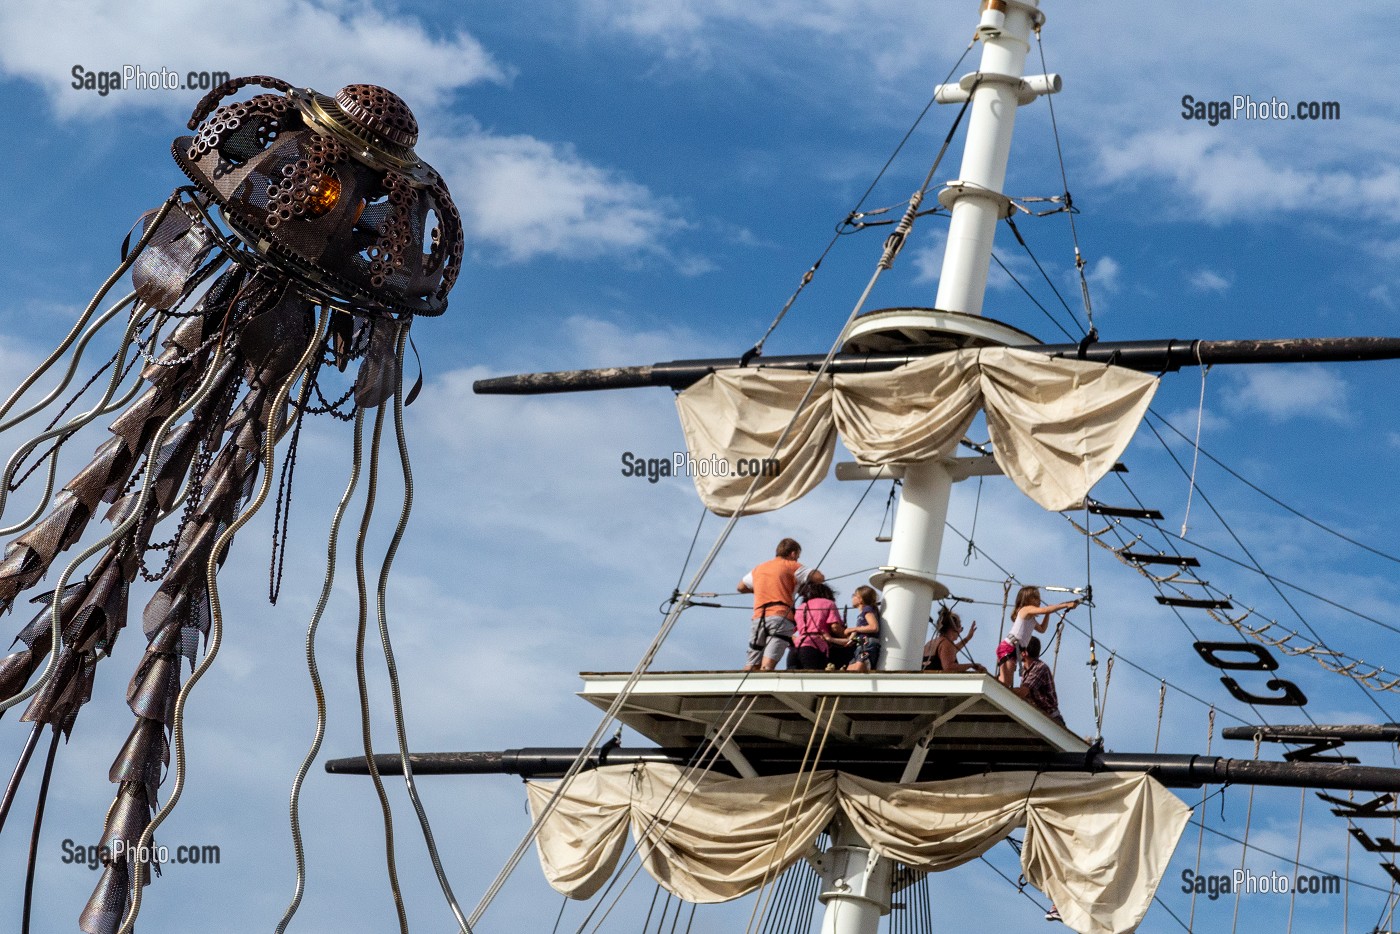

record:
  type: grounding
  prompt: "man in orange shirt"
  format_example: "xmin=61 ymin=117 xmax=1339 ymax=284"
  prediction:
xmin=737 ymin=538 xmax=825 ymax=670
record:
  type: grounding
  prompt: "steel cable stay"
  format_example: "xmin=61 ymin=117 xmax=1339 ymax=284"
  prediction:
xmin=1188 ymin=707 xmax=1216 ymax=930
xmin=1288 ymin=785 xmax=1307 ymax=933
xmin=1186 ymin=801 xmax=1400 ymax=899
xmin=1098 ymin=441 xmax=1400 ymax=705
xmin=1229 ymin=737 xmax=1261 ymax=933
xmin=1147 ymin=408 xmax=1400 ymax=568
xmin=1002 ymin=216 xmax=1087 ymax=339
xmin=744 ymin=38 xmax=976 ymax=359
xmin=989 ymin=249 xmax=1080 ymax=342
xmin=1140 ymin=417 xmax=1398 ymax=720
xmin=1033 ymin=21 xmax=1096 ymax=338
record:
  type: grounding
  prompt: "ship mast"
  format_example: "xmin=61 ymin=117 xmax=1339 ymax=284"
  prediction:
xmin=878 ymin=0 xmax=1053 ymax=676
xmin=817 ymin=2 xmax=1053 ymax=930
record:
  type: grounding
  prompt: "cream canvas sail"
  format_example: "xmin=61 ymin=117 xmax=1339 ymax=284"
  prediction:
xmin=675 ymin=348 xmax=1158 ymax=515
xmin=528 ymin=764 xmax=1190 ymax=934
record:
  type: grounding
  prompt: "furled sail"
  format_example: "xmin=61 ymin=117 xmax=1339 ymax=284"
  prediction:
xmin=527 ymin=764 xmax=1189 ymax=934
xmin=675 ymin=348 xmax=1158 ymax=515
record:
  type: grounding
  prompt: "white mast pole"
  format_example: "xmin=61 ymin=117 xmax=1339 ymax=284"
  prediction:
xmin=879 ymin=0 xmax=1043 ymax=674
xmin=814 ymin=4 xmax=1045 ymax=932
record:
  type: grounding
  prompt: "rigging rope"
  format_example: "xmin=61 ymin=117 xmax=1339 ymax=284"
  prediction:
xmin=746 ymin=696 xmax=838 ymax=934
xmin=1034 ymin=25 xmax=1095 ymax=336
xmin=1083 ymin=499 xmax=1103 ymax=742
xmin=814 ymin=477 xmax=878 ymax=570
xmin=745 ymin=40 xmax=975 ymax=357
xmin=1150 ymin=409 xmax=1400 ymax=567
xmin=471 ymin=66 xmax=981 ymax=930
xmin=989 ymin=250 xmax=1078 ymax=341
xmin=963 ymin=476 xmax=983 ymax=566
xmin=1004 ymin=216 xmax=1086 ymax=338
xmin=1142 ymin=419 xmax=1398 ymax=718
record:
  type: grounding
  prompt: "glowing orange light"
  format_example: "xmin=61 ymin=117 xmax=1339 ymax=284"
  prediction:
xmin=305 ymin=175 xmax=342 ymax=217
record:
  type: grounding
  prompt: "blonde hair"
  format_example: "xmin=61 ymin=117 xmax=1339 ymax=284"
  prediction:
xmin=853 ymin=585 xmax=879 ymax=607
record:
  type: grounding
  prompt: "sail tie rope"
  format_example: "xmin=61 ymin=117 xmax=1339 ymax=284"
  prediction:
xmin=1180 ymin=345 xmax=1209 ymax=537
xmin=1153 ymin=680 xmax=1167 ymax=754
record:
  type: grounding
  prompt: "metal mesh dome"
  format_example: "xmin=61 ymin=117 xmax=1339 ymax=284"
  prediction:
xmin=173 ymin=76 xmax=462 ymax=317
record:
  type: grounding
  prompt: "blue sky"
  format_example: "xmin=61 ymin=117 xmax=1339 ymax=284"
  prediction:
xmin=2 ymin=0 xmax=1400 ymax=931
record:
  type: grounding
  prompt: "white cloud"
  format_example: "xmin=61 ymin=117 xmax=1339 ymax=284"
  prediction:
xmin=1190 ymin=269 xmax=1232 ymax=293
xmin=428 ymin=125 xmax=694 ymax=267
xmin=1368 ymin=283 xmax=1395 ymax=311
xmin=1097 ymin=128 xmax=1400 ymax=223
xmin=0 ymin=0 xmax=507 ymax=119
xmin=1226 ymin=365 xmax=1349 ymax=423
xmin=1085 ymin=255 xmax=1120 ymax=293
xmin=910 ymin=229 xmax=947 ymax=285
xmin=579 ymin=0 xmax=922 ymax=70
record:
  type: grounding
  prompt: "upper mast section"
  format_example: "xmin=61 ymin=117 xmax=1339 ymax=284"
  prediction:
xmin=932 ymin=0 xmax=1058 ymax=317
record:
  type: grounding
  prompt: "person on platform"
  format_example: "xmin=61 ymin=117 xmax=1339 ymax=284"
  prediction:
xmin=996 ymin=585 xmax=1080 ymax=687
xmin=845 ymin=585 xmax=883 ymax=672
xmin=922 ymin=606 xmax=985 ymax=673
xmin=737 ymin=538 xmax=824 ymax=670
xmin=1014 ymin=636 xmax=1066 ymax=727
xmin=790 ymin=580 xmax=845 ymax=670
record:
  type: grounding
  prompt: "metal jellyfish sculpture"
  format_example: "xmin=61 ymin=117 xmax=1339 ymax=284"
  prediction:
xmin=0 ymin=76 xmax=462 ymax=932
